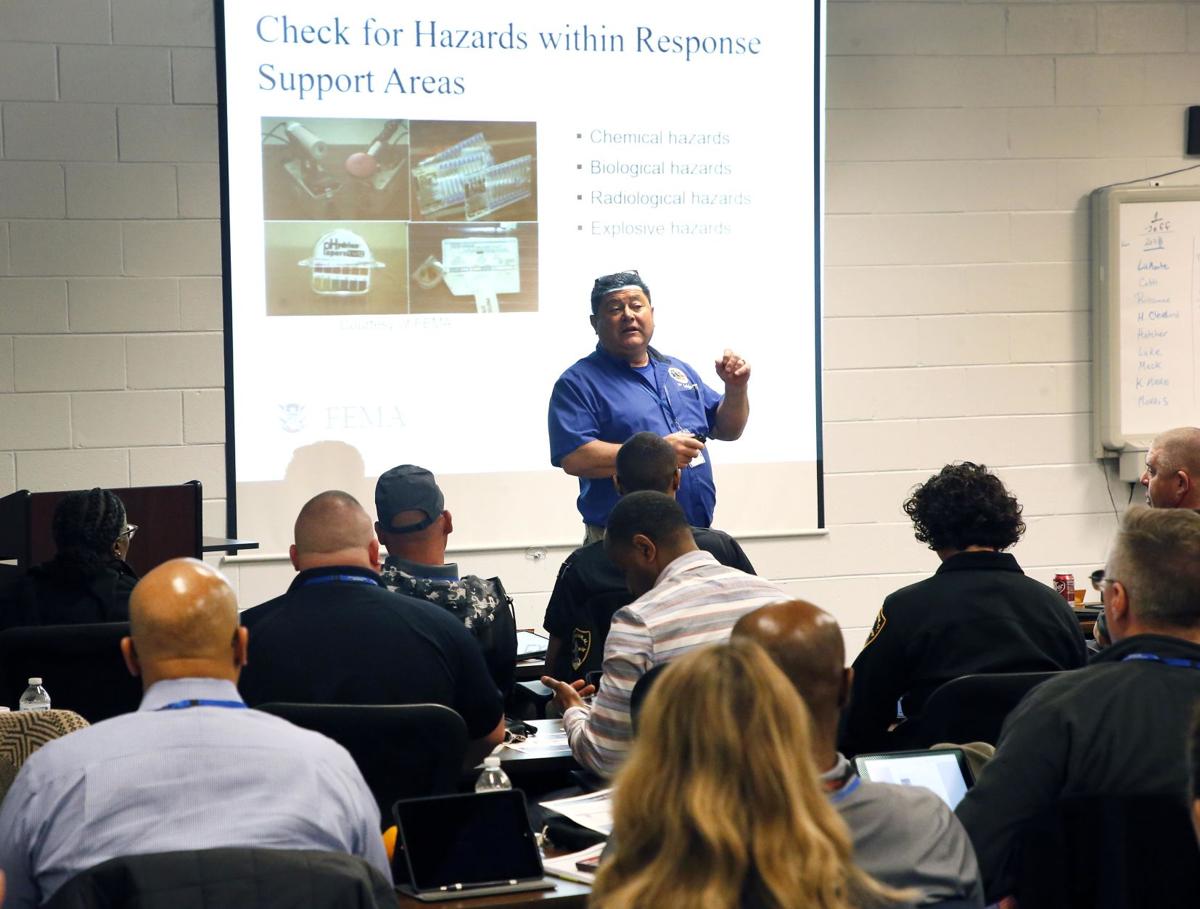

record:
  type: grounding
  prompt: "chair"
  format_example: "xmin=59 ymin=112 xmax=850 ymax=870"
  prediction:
xmin=1015 ymin=794 xmax=1200 ymax=908
xmin=0 ymin=623 xmax=142 ymax=722
xmin=256 ymin=703 xmax=468 ymax=822
xmin=629 ymin=663 xmax=670 ymax=736
xmin=892 ymin=671 xmax=1060 ymax=748
xmin=0 ymin=708 xmax=89 ymax=801
xmin=43 ymin=847 xmax=395 ymax=909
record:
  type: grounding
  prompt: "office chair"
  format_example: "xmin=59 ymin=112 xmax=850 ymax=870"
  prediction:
xmin=43 ymin=848 xmax=395 ymax=909
xmin=1016 ymin=794 xmax=1200 ymax=908
xmin=0 ymin=623 xmax=141 ymax=722
xmin=629 ymin=663 xmax=670 ymax=736
xmin=256 ymin=702 xmax=468 ymax=823
xmin=892 ymin=670 xmax=1059 ymax=748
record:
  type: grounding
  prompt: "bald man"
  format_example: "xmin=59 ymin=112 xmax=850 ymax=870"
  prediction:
xmin=1141 ymin=427 xmax=1200 ymax=508
xmin=239 ymin=491 xmax=505 ymax=765
xmin=733 ymin=601 xmax=985 ymax=908
xmin=0 ymin=558 xmax=389 ymax=909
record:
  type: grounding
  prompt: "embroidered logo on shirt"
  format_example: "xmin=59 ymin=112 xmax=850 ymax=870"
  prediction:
xmin=571 ymin=628 xmax=592 ymax=671
xmin=863 ymin=608 xmax=887 ymax=648
xmin=667 ymin=366 xmax=696 ymax=389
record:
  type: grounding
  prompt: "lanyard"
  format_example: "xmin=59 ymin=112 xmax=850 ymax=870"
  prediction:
xmin=157 ymin=699 xmax=247 ymax=711
xmin=300 ymin=574 xmax=380 ymax=588
xmin=632 ymin=357 xmax=696 ymax=434
xmin=826 ymin=775 xmax=861 ymax=804
xmin=1121 ymin=652 xmax=1200 ymax=670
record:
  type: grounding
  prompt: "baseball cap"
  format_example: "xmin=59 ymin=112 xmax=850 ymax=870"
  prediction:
xmin=374 ymin=465 xmax=445 ymax=534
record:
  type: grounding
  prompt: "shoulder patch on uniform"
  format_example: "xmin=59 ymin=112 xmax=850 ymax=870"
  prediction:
xmin=571 ymin=628 xmax=592 ymax=671
xmin=862 ymin=608 xmax=887 ymax=649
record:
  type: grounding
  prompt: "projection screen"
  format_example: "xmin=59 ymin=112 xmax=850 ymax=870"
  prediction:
xmin=217 ymin=0 xmax=825 ymax=552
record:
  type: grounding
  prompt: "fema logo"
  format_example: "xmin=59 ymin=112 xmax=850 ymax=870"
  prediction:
xmin=278 ymin=404 xmax=306 ymax=433
xmin=667 ymin=366 xmax=696 ymax=389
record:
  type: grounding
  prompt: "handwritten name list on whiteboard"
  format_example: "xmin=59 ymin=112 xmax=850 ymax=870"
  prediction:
xmin=1119 ymin=201 xmax=1200 ymax=436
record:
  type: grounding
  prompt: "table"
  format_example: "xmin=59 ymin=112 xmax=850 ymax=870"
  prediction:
xmin=499 ymin=719 xmax=576 ymax=774
xmin=515 ymin=658 xmax=547 ymax=683
xmin=394 ymin=878 xmax=589 ymax=908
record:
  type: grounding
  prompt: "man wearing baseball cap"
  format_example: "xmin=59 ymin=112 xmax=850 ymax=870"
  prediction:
xmin=375 ymin=465 xmax=517 ymax=695
xmin=548 ymin=270 xmax=752 ymax=542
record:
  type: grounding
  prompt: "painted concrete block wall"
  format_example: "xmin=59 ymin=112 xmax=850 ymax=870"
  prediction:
xmin=0 ymin=0 xmax=225 ymax=538
xmin=2 ymin=1 xmax=1197 ymax=653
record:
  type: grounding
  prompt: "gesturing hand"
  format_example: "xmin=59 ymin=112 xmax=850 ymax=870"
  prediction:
xmin=715 ymin=349 xmax=750 ymax=388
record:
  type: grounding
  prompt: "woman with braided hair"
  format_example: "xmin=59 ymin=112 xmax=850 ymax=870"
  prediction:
xmin=0 ymin=488 xmax=138 ymax=629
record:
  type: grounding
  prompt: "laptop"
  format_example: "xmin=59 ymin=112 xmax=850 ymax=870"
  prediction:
xmin=517 ymin=630 xmax=549 ymax=659
xmin=392 ymin=790 xmax=555 ymax=902
xmin=851 ymin=748 xmax=975 ymax=810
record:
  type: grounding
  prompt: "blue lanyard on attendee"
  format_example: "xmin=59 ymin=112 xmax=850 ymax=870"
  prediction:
xmin=157 ymin=699 xmax=247 ymax=711
xmin=299 ymin=574 xmax=380 ymax=588
xmin=1122 ymin=652 xmax=1200 ymax=670
xmin=827 ymin=775 xmax=861 ymax=804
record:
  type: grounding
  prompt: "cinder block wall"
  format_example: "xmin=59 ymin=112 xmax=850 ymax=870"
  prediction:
xmin=2 ymin=1 xmax=1197 ymax=647
xmin=0 ymin=0 xmax=224 ymax=534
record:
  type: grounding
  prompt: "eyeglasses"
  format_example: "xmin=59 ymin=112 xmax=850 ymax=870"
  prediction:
xmin=118 ymin=524 xmax=138 ymax=541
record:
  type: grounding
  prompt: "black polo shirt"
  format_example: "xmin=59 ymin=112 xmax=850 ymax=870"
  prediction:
xmin=542 ymin=526 xmax=755 ymax=681
xmin=839 ymin=550 xmax=1087 ymax=757
xmin=239 ymin=565 xmax=502 ymax=739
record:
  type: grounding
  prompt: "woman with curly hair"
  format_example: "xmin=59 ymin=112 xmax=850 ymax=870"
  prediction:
xmin=591 ymin=640 xmax=915 ymax=909
xmin=0 ymin=488 xmax=138 ymax=629
xmin=838 ymin=462 xmax=1086 ymax=756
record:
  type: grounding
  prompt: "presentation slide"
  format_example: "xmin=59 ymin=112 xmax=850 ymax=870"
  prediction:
xmin=218 ymin=1 xmax=824 ymax=550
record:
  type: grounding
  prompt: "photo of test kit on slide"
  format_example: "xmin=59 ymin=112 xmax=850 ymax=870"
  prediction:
xmin=261 ymin=117 xmax=411 ymax=221
xmin=263 ymin=221 xmax=408 ymax=316
xmin=408 ymin=222 xmax=539 ymax=314
xmin=409 ymin=120 xmax=537 ymax=223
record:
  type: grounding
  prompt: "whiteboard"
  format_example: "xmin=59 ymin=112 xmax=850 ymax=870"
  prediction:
xmin=1091 ymin=186 xmax=1200 ymax=455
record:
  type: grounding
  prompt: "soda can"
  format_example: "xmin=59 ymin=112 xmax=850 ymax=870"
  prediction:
xmin=1053 ymin=573 xmax=1075 ymax=603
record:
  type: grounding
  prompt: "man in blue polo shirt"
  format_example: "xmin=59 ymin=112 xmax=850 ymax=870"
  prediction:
xmin=548 ymin=270 xmax=751 ymax=538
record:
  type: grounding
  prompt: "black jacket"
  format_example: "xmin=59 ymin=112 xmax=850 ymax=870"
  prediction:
xmin=839 ymin=551 xmax=1087 ymax=756
xmin=238 ymin=566 xmax=503 ymax=740
xmin=0 ymin=558 xmax=137 ymax=631
xmin=955 ymin=633 xmax=1200 ymax=901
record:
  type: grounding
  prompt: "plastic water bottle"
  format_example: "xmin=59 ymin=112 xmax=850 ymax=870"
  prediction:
xmin=475 ymin=755 xmax=512 ymax=792
xmin=18 ymin=677 xmax=51 ymax=712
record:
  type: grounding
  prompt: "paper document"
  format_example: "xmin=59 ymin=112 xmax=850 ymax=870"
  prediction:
xmin=504 ymin=725 xmax=569 ymax=755
xmin=539 ymin=788 xmax=613 ymax=835
xmin=542 ymin=842 xmax=605 ymax=885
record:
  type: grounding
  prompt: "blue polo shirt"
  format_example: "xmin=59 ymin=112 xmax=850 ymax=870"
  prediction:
xmin=548 ymin=344 xmax=722 ymax=527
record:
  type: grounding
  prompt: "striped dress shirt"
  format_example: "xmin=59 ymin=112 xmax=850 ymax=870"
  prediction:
xmin=562 ymin=549 xmax=786 ymax=777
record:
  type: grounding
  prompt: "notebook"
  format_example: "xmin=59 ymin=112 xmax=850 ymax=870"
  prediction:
xmin=391 ymin=790 xmax=555 ymax=902
xmin=851 ymin=748 xmax=975 ymax=809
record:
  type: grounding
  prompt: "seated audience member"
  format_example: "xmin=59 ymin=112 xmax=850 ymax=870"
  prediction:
xmin=0 ymin=558 xmax=389 ymax=908
xmin=374 ymin=465 xmax=517 ymax=694
xmin=733 ymin=600 xmax=984 ymax=907
xmin=543 ymin=431 xmax=755 ymax=682
xmin=238 ymin=491 xmax=504 ymax=764
xmin=1193 ymin=705 xmax=1200 ymax=843
xmin=956 ymin=506 xmax=1200 ymax=901
xmin=1140 ymin=426 xmax=1200 ymax=508
xmin=541 ymin=491 xmax=784 ymax=777
xmin=839 ymin=462 xmax=1086 ymax=756
xmin=590 ymin=641 xmax=913 ymax=909
xmin=0 ymin=488 xmax=137 ymax=630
